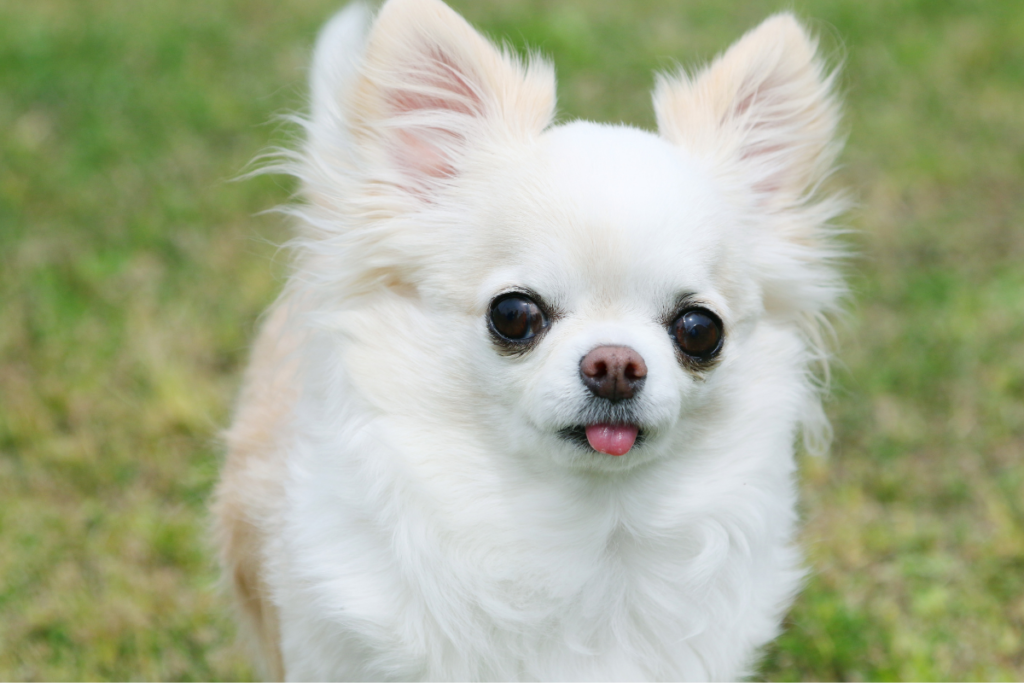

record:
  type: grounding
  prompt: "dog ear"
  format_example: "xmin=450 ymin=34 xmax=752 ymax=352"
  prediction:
xmin=327 ymin=0 xmax=555 ymax=198
xmin=653 ymin=14 xmax=839 ymax=207
xmin=309 ymin=2 xmax=373 ymax=139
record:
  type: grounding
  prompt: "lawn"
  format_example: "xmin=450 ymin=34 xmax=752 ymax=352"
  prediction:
xmin=1 ymin=0 xmax=1022 ymax=679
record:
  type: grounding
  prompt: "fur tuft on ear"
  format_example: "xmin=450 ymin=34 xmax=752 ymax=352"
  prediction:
xmin=342 ymin=0 xmax=555 ymax=194
xmin=309 ymin=2 xmax=373 ymax=138
xmin=653 ymin=13 xmax=840 ymax=206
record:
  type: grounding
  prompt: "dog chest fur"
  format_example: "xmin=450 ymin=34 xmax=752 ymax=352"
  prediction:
xmin=273 ymin=324 xmax=807 ymax=680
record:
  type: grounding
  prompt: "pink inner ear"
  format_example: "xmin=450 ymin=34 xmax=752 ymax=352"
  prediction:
xmin=388 ymin=47 xmax=479 ymax=116
xmin=731 ymin=71 xmax=809 ymax=198
xmin=384 ymin=46 xmax=483 ymax=181
xmin=742 ymin=139 xmax=787 ymax=196
xmin=391 ymin=129 xmax=457 ymax=179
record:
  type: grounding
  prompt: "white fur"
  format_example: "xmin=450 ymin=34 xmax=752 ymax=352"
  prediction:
xmin=241 ymin=0 xmax=846 ymax=679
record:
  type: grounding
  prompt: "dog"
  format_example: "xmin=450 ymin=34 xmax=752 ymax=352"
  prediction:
xmin=213 ymin=0 xmax=846 ymax=678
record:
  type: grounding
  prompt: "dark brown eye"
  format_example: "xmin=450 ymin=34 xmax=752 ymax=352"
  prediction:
xmin=672 ymin=308 xmax=723 ymax=361
xmin=489 ymin=294 xmax=547 ymax=342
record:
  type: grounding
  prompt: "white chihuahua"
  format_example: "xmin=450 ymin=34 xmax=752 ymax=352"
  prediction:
xmin=213 ymin=0 xmax=846 ymax=679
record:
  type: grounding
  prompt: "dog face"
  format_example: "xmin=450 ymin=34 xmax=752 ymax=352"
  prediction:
xmin=440 ymin=123 xmax=752 ymax=472
xmin=295 ymin=0 xmax=843 ymax=473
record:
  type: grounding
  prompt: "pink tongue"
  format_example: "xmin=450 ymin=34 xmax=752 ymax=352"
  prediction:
xmin=585 ymin=423 xmax=639 ymax=456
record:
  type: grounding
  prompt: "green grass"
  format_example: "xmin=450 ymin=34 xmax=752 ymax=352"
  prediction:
xmin=1 ymin=0 xmax=1022 ymax=679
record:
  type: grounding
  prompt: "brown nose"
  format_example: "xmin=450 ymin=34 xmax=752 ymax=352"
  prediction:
xmin=579 ymin=345 xmax=647 ymax=402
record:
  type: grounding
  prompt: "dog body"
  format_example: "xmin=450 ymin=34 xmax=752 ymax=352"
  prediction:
xmin=214 ymin=1 xmax=845 ymax=679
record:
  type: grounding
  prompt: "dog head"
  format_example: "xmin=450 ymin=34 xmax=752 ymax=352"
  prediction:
xmin=291 ymin=0 xmax=845 ymax=473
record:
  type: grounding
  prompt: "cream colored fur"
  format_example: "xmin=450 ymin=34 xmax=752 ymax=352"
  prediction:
xmin=213 ymin=0 xmax=845 ymax=679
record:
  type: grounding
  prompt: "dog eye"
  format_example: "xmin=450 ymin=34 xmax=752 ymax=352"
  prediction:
xmin=671 ymin=308 xmax=723 ymax=361
xmin=489 ymin=294 xmax=548 ymax=341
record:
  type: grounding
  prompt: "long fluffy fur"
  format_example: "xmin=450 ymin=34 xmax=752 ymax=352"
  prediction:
xmin=214 ymin=0 xmax=846 ymax=679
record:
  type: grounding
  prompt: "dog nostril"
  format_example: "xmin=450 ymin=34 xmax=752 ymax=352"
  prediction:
xmin=581 ymin=355 xmax=607 ymax=379
xmin=579 ymin=345 xmax=647 ymax=402
xmin=624 ymin=360 xmax=646 ymax=381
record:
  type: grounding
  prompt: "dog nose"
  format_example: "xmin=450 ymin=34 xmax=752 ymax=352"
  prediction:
xmin=579 ymin=345 xmax=647 ymax=402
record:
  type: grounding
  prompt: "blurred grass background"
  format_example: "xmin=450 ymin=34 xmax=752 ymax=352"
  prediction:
xmin=1 ymin=0 xmax=1022 ymax=679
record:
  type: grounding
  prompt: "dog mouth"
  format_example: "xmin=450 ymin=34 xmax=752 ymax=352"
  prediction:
xmin=558 ymin=423 xmax=645 ymax=456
